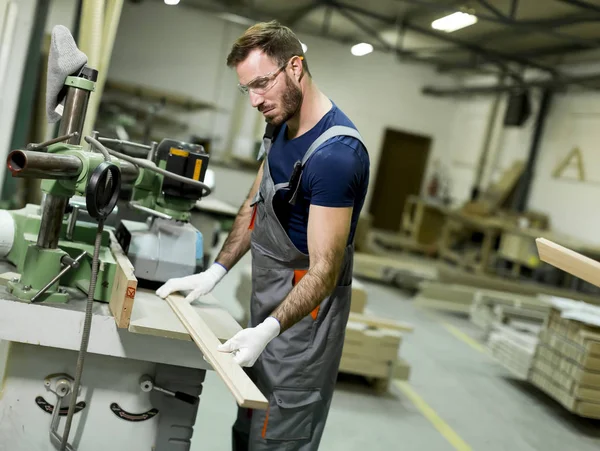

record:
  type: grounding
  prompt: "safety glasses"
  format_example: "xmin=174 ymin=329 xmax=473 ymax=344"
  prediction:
xmin=237 ymin=56 xmax=303 ymax=96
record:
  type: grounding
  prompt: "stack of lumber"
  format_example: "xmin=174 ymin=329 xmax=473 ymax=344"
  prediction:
xmin=529 ymin=297 xmax=600 ymax=419
xmin=470 ymin=290 xmax=549 ymax=338
xmin=339 ymin=312 xmax=413 ymax=392
xmin=413 ymin=281 xmax=477 ymax=313
xmin=487 ymin=322 xmax=541 ymax=380
xmin=353 ymin=251 xmax=438 ymax=289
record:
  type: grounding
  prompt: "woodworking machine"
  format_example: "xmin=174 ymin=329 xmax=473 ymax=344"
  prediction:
xmin=0 ymin=25 xmax=224 ymax=451
xmin=1 ymin=71 xmax=212 ymax=304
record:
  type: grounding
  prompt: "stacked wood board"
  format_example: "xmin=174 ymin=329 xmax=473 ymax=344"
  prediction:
xmin=339 ymin=312 xmax=413 ymax=392
xmin=529 ymin=297 xmax=600 ymax=419
xmin=487 ymin=322 xmax=541 ymax=380
xmin=353 ymin=251 xmax=438 ymax=290
xmin=470 ymin=290 xmax=549 ymax=338
xmin=413 ymin=281 xmax=477 ymax=313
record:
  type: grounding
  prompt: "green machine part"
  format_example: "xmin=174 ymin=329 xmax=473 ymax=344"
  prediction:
xmin=6 ymin=204 xmax=117 ymax=303
xmin=131 ymin=142 xmax=208 ymax=222
xmin=5 ymin=143 xmax=126 ymax=304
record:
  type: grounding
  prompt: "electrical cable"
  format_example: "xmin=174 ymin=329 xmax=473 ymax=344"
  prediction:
xmin=59 ymin=220 xmax=104 ymax=450
xmin=84 ymin=135 xmax=111 ymax=162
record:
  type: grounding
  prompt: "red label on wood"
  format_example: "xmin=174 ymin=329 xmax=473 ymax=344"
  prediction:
xmin=126 ymin=287 xmax=136 ymax=298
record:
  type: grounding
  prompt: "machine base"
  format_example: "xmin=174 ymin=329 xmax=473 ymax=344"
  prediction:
xmin=0 ymin=341 xmax=205 ymax=451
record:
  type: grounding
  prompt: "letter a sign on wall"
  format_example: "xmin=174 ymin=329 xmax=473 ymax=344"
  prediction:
xmin=552 ymin=147 xmax=585 ymax=181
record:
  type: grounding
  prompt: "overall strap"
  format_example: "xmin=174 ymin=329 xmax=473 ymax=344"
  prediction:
xmin=256 ymin=123 xmax=280 ymax=161
xmin=287 ymin=125 xmax=366 ymax=205
xmin=301 ymin=126 xmax=365 ymax=166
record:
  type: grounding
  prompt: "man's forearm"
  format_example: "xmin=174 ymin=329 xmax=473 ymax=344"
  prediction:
xmin=214 ymin=198 xmax=253 ymax=270
xmin=270 ymin=259 xmax=340 ymax=332
xmin=213 ymin=163 xmax=263 ymax=271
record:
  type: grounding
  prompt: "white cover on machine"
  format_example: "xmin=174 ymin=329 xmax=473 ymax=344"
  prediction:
xmin=0 ymin=210 xmax=15 ymax=257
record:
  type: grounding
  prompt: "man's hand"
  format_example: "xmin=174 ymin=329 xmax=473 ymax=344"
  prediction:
xmin=155 ymin=263 xmax=227 ymax=303
xmin=217 ymin=317 xmax=280 ymax=366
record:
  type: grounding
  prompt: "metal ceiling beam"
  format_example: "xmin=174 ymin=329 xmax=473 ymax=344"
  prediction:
xmin=555 ymin=0 xmax=600 ymax=14
xmin=180 ymin=0 xmax=460 ymax=72
xmin=329 ymin=1 xmax=538 ymax=77
xmin=331 ymin=3 xmax=393 ymax=51
xmin=422 ymin=72 xmax=600 ymax=96
xmin=509 ymin=0 xmax=519 ymax=19
xmin=398 ymin=0 xmax=600 ymax=49
xmin=287 ymin=1 xmax=323 ymax=27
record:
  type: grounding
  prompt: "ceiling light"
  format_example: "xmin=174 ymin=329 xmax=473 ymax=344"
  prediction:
xmin=164 ymin=0 xmax=180 ymax=5
xmin=351 ymin=43 xmax=373 ymax=56
xmin=431 ymin=12 xmax=477 ymax=33
xmin=301 ymin=42 xmax=308 ymax=53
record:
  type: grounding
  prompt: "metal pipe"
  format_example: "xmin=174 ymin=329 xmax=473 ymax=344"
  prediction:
xmin=30 ymin=251 xmax=87 ymax=303
xmin=423 ymin=72 xmax=600 ymax=96
xmin=119 ymin=160 xmax=140 ymax=183
xmin=26 ymin=132 xmax=80 ymax=151
xmin=7 ymin=149 xmax=139 ymax=182
xmin=37 ymin=195 xmax=68 ymax=249
xmin=97 ymin=137 xmax=152 ymax=151
xmin=129 ymin=202 xmax=173 ymax=220
xmin=58 ymin=86 xmax=92 ymax=145
xmin=471 ymin=85 xmax=504 ymax=200
xmin=7 ymin=150 xmax=82 ymax=179
xmin=512 ymin=88 xmax=554 ymax=212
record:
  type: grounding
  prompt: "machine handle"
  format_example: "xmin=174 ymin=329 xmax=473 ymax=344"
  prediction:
xmin=139 ymin=374 xmax=198 ymax=405
xmin=173 ymin=391 xmax=199 ymax=405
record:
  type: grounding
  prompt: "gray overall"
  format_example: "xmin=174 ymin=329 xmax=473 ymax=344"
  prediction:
xmin=232 ymin=126 xmax=366 ymax=450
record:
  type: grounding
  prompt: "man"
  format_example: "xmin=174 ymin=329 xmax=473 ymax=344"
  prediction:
xmin=157 ymin=20 xmax=369 ymax=450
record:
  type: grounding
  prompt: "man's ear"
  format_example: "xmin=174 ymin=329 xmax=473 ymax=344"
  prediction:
xmin=290 ymin=56 xmax=304 ymax=82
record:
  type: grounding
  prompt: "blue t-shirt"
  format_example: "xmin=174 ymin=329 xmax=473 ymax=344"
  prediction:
xmin=267 ymin=102 xmax=370 ymax=254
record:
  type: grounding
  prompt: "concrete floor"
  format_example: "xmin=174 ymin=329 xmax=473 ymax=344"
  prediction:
xmin=192 ymin=261 xmax=600 ymax=451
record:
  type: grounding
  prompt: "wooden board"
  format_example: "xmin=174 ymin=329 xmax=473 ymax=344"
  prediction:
xmin=165 ymin=294 xmax=268 ymax=410
xmin=438 ymin=262 xmax=600 ymax=305
xmin=129 ymin=289 xmax=241 ymax=341
xmin=348 ymin=312 xmax=413 ymax=333
xmin=108 ymin=230 xmax=137 ymax=328
xmin=536 ymin=238 xmax=600 ymax=288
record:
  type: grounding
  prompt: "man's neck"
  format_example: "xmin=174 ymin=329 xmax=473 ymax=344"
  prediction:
xmin=286 ymin=80 xmax=332 ymax=139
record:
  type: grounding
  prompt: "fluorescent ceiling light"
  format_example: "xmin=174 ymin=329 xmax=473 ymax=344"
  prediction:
xmin=351 ymin=43 xmax=373 ymax=56
xmin=164 ymin=0 xmax=180 ymax=5
xmin=431 ymin=12 xmax=477 ymax=33
xmin=301 ymin=42 xmax=308 ymax=53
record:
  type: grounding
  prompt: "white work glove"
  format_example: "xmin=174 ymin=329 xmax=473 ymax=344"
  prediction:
xmin=155 ymin=263 xmax=227 ymax=303
xmin=218 ymin=317 xmax=280 ymax=367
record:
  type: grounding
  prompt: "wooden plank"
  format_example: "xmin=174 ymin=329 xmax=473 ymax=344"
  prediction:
xmin=108 ymin=231 xmax=137 ymax=328
xmin=128 ymin=289 xmax=241 ymax=341
xmin=165 ymin=294 xmax=268 ymax=410
xmin=348 ymin=312 xmax=413 ymax=333
xmin=536 ymin=238 xmax=600 ymax=288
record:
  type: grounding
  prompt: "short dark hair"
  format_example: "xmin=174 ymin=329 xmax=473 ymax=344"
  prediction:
xmin=226 ymin=20 xmax=311 ymax=77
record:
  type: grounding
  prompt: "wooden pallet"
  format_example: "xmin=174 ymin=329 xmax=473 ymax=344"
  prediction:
xmin=339 ymin=314 xmax=413 ymax=393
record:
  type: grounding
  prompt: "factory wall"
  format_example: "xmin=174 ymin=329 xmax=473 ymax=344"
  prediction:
xmin=106 ymin=1 xmax=457 ymax=211
xmin=443 ymin=86 xmax=600 ymax=245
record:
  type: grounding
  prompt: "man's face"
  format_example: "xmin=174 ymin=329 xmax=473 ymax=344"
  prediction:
xmin=236 ymin=49 xmax=302 ymax=126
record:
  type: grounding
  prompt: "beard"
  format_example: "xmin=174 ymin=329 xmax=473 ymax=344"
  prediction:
xmin=265 ymin=73 xmax=302 ymax=126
